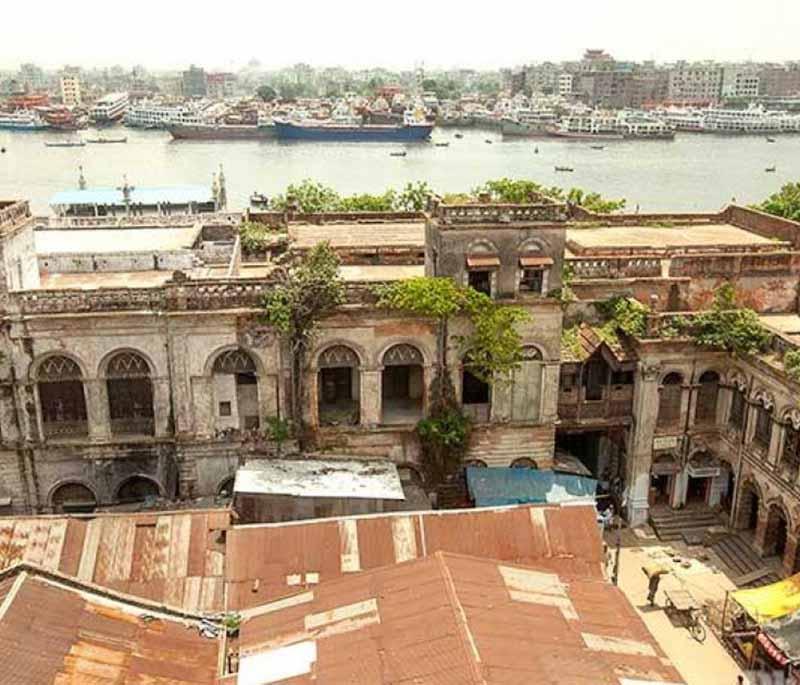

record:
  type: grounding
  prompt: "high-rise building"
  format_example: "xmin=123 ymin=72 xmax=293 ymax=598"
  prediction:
xmin=60 ymin=74 xmax=82 ymax=107
xmin=182 ymin=65 xmax=208 ymax=98
xmin=667 ymin=62 xmax=723 ymax=104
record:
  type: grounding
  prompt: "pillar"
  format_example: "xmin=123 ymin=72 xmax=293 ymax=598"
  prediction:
xmin=85 ymin=379 xmax=110 ymax=442
xmin=626 ymin=362 xmax=661 ymax=526
xmin=190 ymin=376 xmax=214 ymax=438
xmin=152 ymin=377 xmax=172 ymax=438
xmin=753 ymin=505 xmax=769 ymax=557
xmin=767 ymin=421 xmax=782 ymax=467
xmin=783 ymin=533 xmax=799 ymax=577
xmin=360 ymin=368 xmax=381 ymax=428
xmin=539 ymin=362 xmax=560 ymax=425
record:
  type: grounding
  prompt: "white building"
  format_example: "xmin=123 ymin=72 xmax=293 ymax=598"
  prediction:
xmin=722 ymin=66 xmax=761 ymax=99
xmin=558 ymin=73 xmax=574 ymax=97
xmin=60 ymin=75 xmax=82 ymax=107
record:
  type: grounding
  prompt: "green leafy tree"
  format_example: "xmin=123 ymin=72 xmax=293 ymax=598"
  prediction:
xmin=261 ymin=243 xmax=346 ymax=440
xmin=256 ymin=85 xmax=277 ymax=102
xmin=338 ymin=190 xmax=397 ymax=212
xmin=396 ymin=181 xmax=432 ymax=211
xmin=271 ymin=179 xmax=342 ymax=213
xmin=690 ymin=284 xmax=771 ymax=355
xmin=758 ymin=182 xmax=800 ymax=221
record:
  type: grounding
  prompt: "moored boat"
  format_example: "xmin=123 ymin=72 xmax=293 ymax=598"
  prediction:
xmin=0 ymin=110 xmax=49 ymax=131
xmin=44 ymin=140 xmax=86 ymax=148
xmin=273 ymin=118 xmax=433 ymax=143
xmin=86 ymin=136 xmax=127 ymax=144
xmin=167 ymin=121 xmax=277 ymax=140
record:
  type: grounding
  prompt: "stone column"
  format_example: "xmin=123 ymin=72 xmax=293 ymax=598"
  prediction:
xmin=753 ymin=505 xmax=770 ymax=557
xmin=152 ymin=378 xmax=172 ymax=438
xmin=490 ymin=378 xmax=513 ymax=422
xmin=85 ymin=379 xmax=110 ymax=442
xmin=626 ymin=362 xmax=661 ymax=526
xmin=783 ymin=533 xmax=799 ymax=577
xmin=539 ymin=362 xmax=560 ymax=425
xmin=767 ymin=421 xmax=782 ymax=467
xmin=360 ymin=368 xmax=381 ymax=428
xmin=191 ymin=376 xmax=214 ymax=438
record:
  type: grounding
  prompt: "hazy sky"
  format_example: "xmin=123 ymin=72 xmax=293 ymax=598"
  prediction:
xmin=2 ymin=0 xmax=797 ymax=71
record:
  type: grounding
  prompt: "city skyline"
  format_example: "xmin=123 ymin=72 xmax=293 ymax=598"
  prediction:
xmin=1 ymin=0 xmax=799 ymax=71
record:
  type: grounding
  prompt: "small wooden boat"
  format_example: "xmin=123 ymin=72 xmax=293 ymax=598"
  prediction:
xmin=767 ymin=137 xmax=776 ymax=143
xmin=454 ymin=133 xmax=463 ymax=139
xmin=250 ymin=192 xmax=269 ymax=205
xmin=485 ymin=139 xmax=493 ymax=144
xmin=534 ymin=147 xmax=539 ymax=154
xmin=555 ymin=166 xmax=574 ymax=172
xmin=44 ymin=141 xmax=85 ymax=148
xmin=590 ymin=145 xmax=605 ymax=150
xmin=765 ymin=166 xmax=777 ymax=173
xmin=434 ymin=142 xmax=450 ymax=147
xmin=389 ymin=151 xmax=407 ymax=157
xmin=86 ymin=136 xmax=127 ymax=144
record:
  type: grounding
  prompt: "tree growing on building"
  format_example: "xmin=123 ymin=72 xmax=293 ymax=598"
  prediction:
xmin=759 ymin=182 xmax=800 ymax=222
xmin=376 ymin=277 xmax=528 ymax=482
xmin=261 ymin=243 xmax=345 ymax=442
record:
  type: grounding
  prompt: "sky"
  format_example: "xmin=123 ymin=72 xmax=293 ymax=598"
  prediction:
xmin=2 ymin=0 xmax=798 ymax=71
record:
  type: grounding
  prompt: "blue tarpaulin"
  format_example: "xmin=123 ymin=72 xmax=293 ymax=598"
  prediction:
xmin=465 ymin=467 xmax=598 ymax=507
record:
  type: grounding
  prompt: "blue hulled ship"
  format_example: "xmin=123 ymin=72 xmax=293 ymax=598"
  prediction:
xmin=274 ymin=110 xmax=433 ymax=142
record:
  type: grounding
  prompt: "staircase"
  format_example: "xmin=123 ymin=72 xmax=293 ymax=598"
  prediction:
xmin=712 ymin=534 xmax=781 ymax=587
xmin=648 ymin=506 xmax=722 ymax=542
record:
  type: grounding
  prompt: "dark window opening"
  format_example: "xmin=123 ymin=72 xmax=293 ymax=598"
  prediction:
xmin=39 ymin=380 xmax=88 ymax=438
xmin=51 ymin=483 xmax=96 ymax=514
xmin=462 ymin=369 xmax=490 ymax=405
xmin=117 ymin=477 xmax=160 ymax=504
xmin=754 ymin=405 xmax=773 ymax=449
xmin=583 ymin=361 xmax=607 ymax=402
xmin=219 ymin=401 xmax=232 ymax=417
xmin=729 ymin=388 xmax=745 ymax=429
xmin=611 ymin=370 xmax=634 ymax=386
xmin=468 ymin=270 xmax=491 ymax=296
xmin=782 ymin=425 xmax=800 ymax=480
xmin=520 ymin=268 xmax=544 ymax=293
xmin=319 ymin=366 xmax=359 ymax=426
xmin=695 ymin=371 xmax=719 ymax=424
xmin=658 ymin=373 xmax=683 ymax=428
xmin=560 ymin=371 xmax=576 ymax=392
xmin=108 ymin=377 xmax=155 ymax=436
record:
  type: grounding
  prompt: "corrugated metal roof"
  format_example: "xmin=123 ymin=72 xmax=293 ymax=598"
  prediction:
xmin=233 ymin=458 xmax=405 ymax=500
xmin=466 ymin=467 xmax=598 ymax=507
xmin=0 ymin=510 xmax=229 ymax=613
xmin=225 ymin=504 xmax=604 ymax=610
xmin=237 ymin=552 xmax=685 ymax=685
xmin=0 ymin=569 xmax=220 ymax=684
xmin=50 ymin=185 xmax=213 ymax=207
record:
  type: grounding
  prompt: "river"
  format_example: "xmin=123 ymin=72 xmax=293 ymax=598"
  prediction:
xmin=1 ymin=126 xmax=799 ymax=214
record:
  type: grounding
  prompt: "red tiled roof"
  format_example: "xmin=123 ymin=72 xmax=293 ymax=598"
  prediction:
xmin=237 ymin=552 xmax=685 ymax=685
xmin=226 ymin=504 xmax=604 ymax=610
xmin=0 ymin=509 xmax=230 ymax=612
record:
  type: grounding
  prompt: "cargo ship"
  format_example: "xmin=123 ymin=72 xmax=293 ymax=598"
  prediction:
xmin=273 ymin=110 xmax=433 ymax=142
xmin=167 ymin=121 xmax=277 ymax=140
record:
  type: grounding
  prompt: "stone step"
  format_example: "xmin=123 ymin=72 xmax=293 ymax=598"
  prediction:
xmin=712 ymin=534 xmax=780 ymax=586
xmin=649 ymin=507 xmax=721 ymax=541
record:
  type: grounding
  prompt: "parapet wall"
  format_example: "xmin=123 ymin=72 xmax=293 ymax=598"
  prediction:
xmin=724 ymin=205 xmax=800 ymax=247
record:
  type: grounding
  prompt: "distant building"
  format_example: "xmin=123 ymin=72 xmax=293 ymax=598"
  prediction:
xmin=182 ymin=65 xmax=208 ymax=98
xmin=667 ymin=62 xmax=723 ymax=104
xmin=206 ymin=72 xmax=236 ymax=99
xmin=18 ymin=62 xmax=46 ymax=92
xmin=60 ymin=75 xmax=82 ymax=107
xmin=558 ymin=73 xmax=574 ymax=96
xmin=722 ymin=65 xmax=760 ymax=99
xmin=759 ymin=64 xmax=800 ymax=97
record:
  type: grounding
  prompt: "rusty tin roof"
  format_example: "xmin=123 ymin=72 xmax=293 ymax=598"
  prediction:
xmin=0 ymin=509 xmax=230 ymax=613
xmin=236 ymin=551 xmax=685 ymax=685
xmin=226 ymin=504 xmax=604 ymax=610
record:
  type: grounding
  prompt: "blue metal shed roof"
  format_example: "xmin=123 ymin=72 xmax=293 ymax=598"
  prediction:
xmin=49 ymin=185 xmax=213 ymax=207
xmin=466 ymin=467 xmax=598 ymax=507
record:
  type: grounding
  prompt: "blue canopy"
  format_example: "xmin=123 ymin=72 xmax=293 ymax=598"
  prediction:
xmin=466 ymin=467 xmax=598 ymax=507
xmin=50 ymin=185 xmax=213 ymax=208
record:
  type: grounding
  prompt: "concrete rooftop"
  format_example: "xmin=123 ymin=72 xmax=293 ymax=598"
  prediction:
xmin=35 ymin=226 xmax=202 ymax=254
xmin=567 ymin=223 xmax=775 ymax=253
xmin=288 ymin=221 xmax=425 ymax=249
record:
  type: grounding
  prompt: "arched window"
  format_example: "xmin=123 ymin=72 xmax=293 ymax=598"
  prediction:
xmin=106 ymin=351 xmax=155 ymax=436
xmin=116 ymin=476 xmax=160 ymax=504
xmin=212 ymin=348 xmax=260 ymax=431
xmin=51 ymin=482 xmax=96 ymax=513
xmin=217 ymin=477 xmax=235 ymax=498
xmin=318 ymin=345 xmax=360 ymax=426
xmin=781 ymin=421 xmax=800 ymax=483
xmin=729 ymin=385 xmax=746 ymax=430
xmin=37 ymin=356 xmax=88 ymax=438
xmin=695 ymin=371 xmax=720 ymax=425
xmin=754 ymin=402 xmax=773 ymax=450
xmin=382 ymin=344 xmax=424 ymax=425
xmin=657 ymin=373 xmax=683 ymax=429
xmin=511 ymin=458 xmax=538 ymax=469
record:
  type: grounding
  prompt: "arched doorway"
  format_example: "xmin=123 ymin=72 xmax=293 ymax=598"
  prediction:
xmin=736 ymin=481 xmax=761 ymax=533
xmin=381 ymin=344 xmax=424 ymax=425
xmin=317 ymin=345 xmax=360 ymax=426
xmin=657 ymin=373 xmax=683 ymax=429
xmin=462 ymin=358 xmax=490 ymax=423
xmin=695 ymin=371 xmax=719 ymax=425
xmin=764 ymin=504 xmax=789 ymax=558
xmin=105 ymin=351 xmax=155 ymax=437
xmin=50 ymin=482 xmax=96 ymax=513
xmin=217 ymin=476 xmax=235 ymax=499
xmin=212 ymin=348 xmax=260 ymax=432
xmin=37 ymin=356 xmax=88 ymax=439
xmin=116 ymin=476 xmax=160 ymax=505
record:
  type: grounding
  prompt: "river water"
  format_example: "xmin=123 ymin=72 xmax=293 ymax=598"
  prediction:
xmin=1 ymin=126 xmax=799 ymax=214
